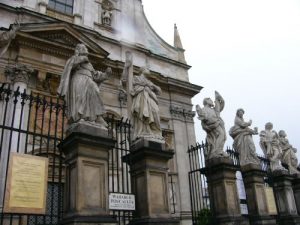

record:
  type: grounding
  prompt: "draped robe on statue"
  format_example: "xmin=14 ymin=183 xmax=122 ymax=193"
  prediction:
xmin=131 ymin=74 xmax=162 ymax=140
xmin=229 ymin=116 xmax=260 ymax=166
xmin=57 ymin=55 xmax=106 ymax=123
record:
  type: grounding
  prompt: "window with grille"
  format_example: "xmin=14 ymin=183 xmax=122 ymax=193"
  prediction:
xmin=48 ymin=0 xmax=74 ymax=15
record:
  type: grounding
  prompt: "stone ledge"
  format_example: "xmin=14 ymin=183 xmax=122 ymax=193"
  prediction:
xmin=60 ymin=215 xmax=117 ymax=225
xmin=241 ymin=163 xmax=267 ymax=178
xmin=200 ymin=157 xmax=239 ymax=177
xmin=128 ymin=217 xmax=179 ymax=225
xmin=66 ymin=121 xmax=109 ymax=137
xmin=131 ymin=138 xmax=166 ymax=152
xmin=248 ymin=215 xmax=277 ymax=225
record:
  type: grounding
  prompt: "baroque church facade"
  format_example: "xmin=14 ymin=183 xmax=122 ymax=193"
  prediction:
xmin=0 ymin=0 xmax=202 ymax=224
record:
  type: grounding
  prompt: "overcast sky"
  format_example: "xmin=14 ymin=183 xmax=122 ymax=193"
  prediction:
xmin=143 ymin=0 xmax=300 ymax=157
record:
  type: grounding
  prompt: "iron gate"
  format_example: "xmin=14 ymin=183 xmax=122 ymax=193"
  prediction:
xmin=0 ymin=83 xmax=134 ymax=225
xmin=188 ymin=142 xmax=272 ymax=225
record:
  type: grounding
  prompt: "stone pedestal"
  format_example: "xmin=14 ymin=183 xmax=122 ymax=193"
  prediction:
xmin=200 ymin=157 xmax=243 ymax=225
xmin=59 ymin=122 xmax=117 ymax=225
xmin=123 ymin=139 xmax=179 ymax=225
xmin=292 ymin=175 xmax=300 ymax=214
xmin=241 ymin=164 xmax=276 ymax=225
xmin=272 ymin=170 xmax=300 ymax=225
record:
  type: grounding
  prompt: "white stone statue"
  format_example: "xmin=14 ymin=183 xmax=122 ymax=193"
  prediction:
xmin=102 ymin=9 xmax=112 ymax=26
xmin=0 ymin=21 xmax=20 ymax=58
xmin=130 ymin=67 xmax=164 ymax=142
xmin=278 ymin=130 xmax=300 ymax=175
xmin=229 ymin=108 xmax=260 ymax=166
xmin=196 ymin=91 xmax=228 ymax=159
xmin=259 ymin=122 xmax=286 ymax=172
xmin=57 ymin=43 xmax=111 ymax=127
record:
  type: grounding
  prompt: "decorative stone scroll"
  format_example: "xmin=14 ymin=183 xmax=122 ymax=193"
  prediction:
xmin=5 ymin=63 xmax=34 ymax=84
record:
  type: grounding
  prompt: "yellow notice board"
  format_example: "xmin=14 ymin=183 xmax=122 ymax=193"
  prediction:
xmin=265 ymin=186 xmax=278 ymax=215
xmin=4 ymin=153 xmax=48 ymax=214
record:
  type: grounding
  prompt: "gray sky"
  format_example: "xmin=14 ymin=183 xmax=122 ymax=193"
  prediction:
xmin=143 ymin=0 xmax=300 ymax=157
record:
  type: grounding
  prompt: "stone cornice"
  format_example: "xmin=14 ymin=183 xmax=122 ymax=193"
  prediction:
xmin=167 ymin=77 xmax=202 ymax=98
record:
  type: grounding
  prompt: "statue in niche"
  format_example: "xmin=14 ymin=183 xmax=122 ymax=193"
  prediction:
xmin=196 ymin=91 xmax=228 ymax=159
xmin=101 ymin=0 xmax=113 ymax=26
xmin=102 ymin=9 xmax=112 ymax=26
xmin=57 ymin=43 xmax=111 ymax=127
xmin=130 ymin=67 xmax=164 ymax=142
xmin=229 ymin=108 xmax=260 ymax=166
xmin=259 ymin=122 xmax=286 ymax=172
xmin=0 ymin=21 xmax=20 ymax=58
xmin=278 ymin=130 xmax=300 ymax=174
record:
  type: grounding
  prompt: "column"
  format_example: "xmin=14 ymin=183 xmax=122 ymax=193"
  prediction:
xmin=59 ymin=122 xmax=117 ymax=225
xmin=273 ymin=170 xmax=300 ymax=225
xmin=241 ymin=164 xmax=276 ymax=225
xmin=124 ymin=139 xmax=179 ymax=225
xmin=5 ymin=63 xmax=33 ymax=152
xmin=0 ymin=64 xmax=33 ymax=209
xmin=170 ymin=105 xmax=192 ymax=222
xmin=200 ymin=157 xmax=243 ymax=225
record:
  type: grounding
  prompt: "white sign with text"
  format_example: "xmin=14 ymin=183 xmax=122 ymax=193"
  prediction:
xmin=109 ymin=193 xmax=135 ymax=211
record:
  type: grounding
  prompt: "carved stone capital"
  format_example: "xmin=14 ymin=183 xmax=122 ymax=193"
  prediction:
xmin=183 ymin=109 xmax=196 ymax=121
xmin=170 ymin=105 xmax=184 ymax=119
xmin=5 ymin=64 xmax=34 ymax=84
xmin=170 ymin=105 xmax=195 ymax=122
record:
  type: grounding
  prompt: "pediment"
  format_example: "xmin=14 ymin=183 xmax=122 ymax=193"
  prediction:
xmin=15 ymin=22 xmax=109 ymax=59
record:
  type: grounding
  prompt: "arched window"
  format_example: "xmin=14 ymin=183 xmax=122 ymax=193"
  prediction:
xmin=48 ymin=0 xmax=74 ymax=15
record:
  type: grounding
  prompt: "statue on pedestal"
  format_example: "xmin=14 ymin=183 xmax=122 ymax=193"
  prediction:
xmin=130 ymin=67 xmax=164 ymax=142
xmin=278 ymin=130 xmax=300 ymax=175
xmin=121 ymin=51 xmax=163 ymax=143
xmin=196 ymin=91 xmax=227 ymax=159
xmin=229 ymin=108 xmax=260 ymax=166
xmin=259 ymin=122 xmax=286 ymax=172
xmin=57 ymin=43 xmax=111 ymax=128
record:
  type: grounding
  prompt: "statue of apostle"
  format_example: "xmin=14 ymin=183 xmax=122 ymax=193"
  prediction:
xmin=196 ymin=91 xmax=228 ymax=159
xmin=278 ymin=130 xmax=300 ymax=175
xmin=57 ymin=43 xmax=111 ymax=127
xmin=229 ymin=108 xmax=260 ymax=166
xmin=130 ymin=67 xmax=164 ymax=142
xmin=259 ymin=122 xmax=286 ymax=172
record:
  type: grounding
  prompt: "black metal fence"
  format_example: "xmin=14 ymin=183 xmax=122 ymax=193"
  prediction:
xmin=188 ymin=142 xmax=210 ymax=225
xmin=0 ymin=83 xmax=66 ymax=225
xmin=187 ymin=142 xmax=272 ymax=225
xmin=0 ymin=84 xmax=135 ymax=225
xmin=108 ymin=117 xmax=133 ymax=225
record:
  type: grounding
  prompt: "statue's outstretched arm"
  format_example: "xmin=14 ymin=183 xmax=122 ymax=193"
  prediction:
xmin=94 ymin=67 xmax=112 ymax=84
